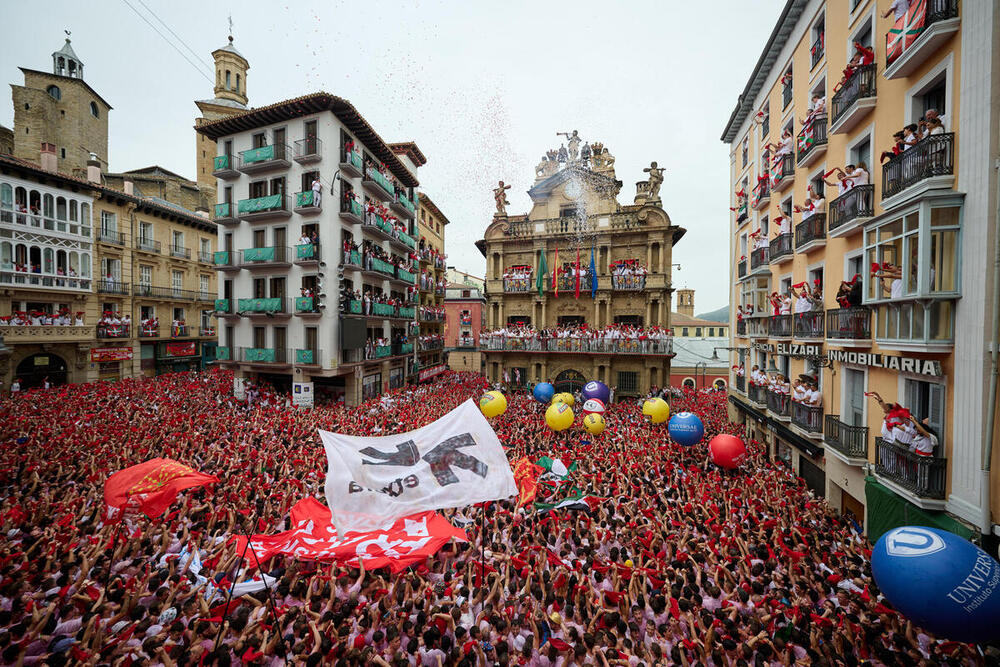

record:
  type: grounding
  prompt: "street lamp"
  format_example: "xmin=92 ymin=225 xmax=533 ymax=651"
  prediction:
xmin=694 ymin=361 xmax=707 ymax=390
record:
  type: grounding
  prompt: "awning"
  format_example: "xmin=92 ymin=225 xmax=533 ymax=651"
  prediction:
xmin=865 ymin=476 xmax=974 ymax=542
xmin=728 ymin=395 xmax=822 ymax=457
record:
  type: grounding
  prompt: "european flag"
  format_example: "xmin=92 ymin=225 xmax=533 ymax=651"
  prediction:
xmin=589 ymin=246 xmax=597 ymax=298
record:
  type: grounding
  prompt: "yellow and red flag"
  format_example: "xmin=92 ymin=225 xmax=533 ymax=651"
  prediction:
xmin=512 ymin=456 xmax=544 ymax=509
xmin=103 ymin=458 xmax=218 ymax=521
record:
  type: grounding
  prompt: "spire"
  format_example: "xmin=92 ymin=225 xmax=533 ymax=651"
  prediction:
xmin=52 ymin=31 xmax=84 ymax=79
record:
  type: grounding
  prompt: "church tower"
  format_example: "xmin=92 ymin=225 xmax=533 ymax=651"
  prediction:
xmin=675 ymin=288 xmax=695 ymax=317
xmin=195 ymin=35 xmax=249 ymax=192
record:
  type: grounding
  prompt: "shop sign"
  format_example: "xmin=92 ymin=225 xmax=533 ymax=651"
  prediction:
xmin=418 ymin=364 xmax=445 ymax=381
xmin=827 ymin=350 xmax=942 ymax=377
xmin=91 ymin=347 xmax=133 ymax=362
xmin=293 ymin=382 xmax=314 ymax=408
xmin=165 ymin=342 xmax=197 ymax=357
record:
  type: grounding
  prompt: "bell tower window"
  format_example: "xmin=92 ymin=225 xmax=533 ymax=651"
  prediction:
xmin=225 ymin=70 xmax=231 ymax=90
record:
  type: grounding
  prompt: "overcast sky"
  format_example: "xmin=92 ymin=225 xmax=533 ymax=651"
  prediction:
xmin=2 ymin=0 xmax=781 ymax=313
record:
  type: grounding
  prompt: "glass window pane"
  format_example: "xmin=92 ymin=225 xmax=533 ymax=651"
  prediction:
xmin=906 ymin=234 xmax=919 ymax=295
xmin=930 ymin=229 xmax=957 ymax=293
xmin=879 ymin=219 xmax=902 ymax=242
xmin=931 ymin=206 xmax=960 ymax=228
xmin=912 ymin=302 xmax=924 ymax=340
xmin=886 ymin=305 xmax=897 ymax=339
xmin=899 ymin=303 xmax=910 ymax=340
xmin=904 ymin=213 xmax=918 ymax=233
xmin=929 ymin=300 xmax=952 ymax=341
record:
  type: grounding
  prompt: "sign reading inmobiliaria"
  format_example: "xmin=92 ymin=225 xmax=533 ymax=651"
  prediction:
xmin=319 ymin=399 xmax=517 ymax=535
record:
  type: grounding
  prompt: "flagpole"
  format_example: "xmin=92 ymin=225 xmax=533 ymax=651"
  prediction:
xmin=480 ymin=502 xmax=487 ymax=585
xmin=237 ymin=511 xmax=286 ymax=656
xmin=212 ymin=524 xmax=253 ymax=652
xmin=103 ymin=518 xmax=125 ymax=594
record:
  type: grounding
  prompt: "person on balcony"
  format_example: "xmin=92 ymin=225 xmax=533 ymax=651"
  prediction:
xmin=883 ymin=0 xmax=911 ymax=20
xmin=909 ymin=415 xmax=938 ymax=457
xmin=902 ymin=124 xmax=920 ymax=151
xmin=791 ymin=284 xmax=812 ymax=314
xmin=310 ymin=177 xmax=322 ymax=207
xmin=774 ymin=215 xmax=790 ymax=237
xmin=873 ymin=262 xmax=903 ymax=299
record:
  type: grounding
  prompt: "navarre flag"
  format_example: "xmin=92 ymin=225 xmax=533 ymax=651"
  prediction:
xmin=536 ymin=249 xmax=548 ymax=296
xmin=887 ymin=0 xmax=926 ymax=62
xmin=320 ymin=399 xmax=517 ymax=535
xmin=103 ymin=458 xmax=218 ymax=521
xmin=231 ymin=497 xmax=466 ymax=572
xmin=512 ymin=457 xmax=544 ymax=509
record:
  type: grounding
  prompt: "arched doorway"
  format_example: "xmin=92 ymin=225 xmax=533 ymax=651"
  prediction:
xmin=554 ymin=369 xmax=586 ymax=395
xmin=713 ymin=378 xmax=727 ymax=391
xmin=683 ymin=377 xmax=696 ymax=390
xmin=15 ymin=353 xmax=68 ymax=389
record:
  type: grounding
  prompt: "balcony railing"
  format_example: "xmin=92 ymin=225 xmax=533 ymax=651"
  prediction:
xmin=171 ymin=325 xmax=190 ymax=338
xmin=241 ymin=246 xmax=291 ymax=266
xmin=340 ymin=196 xmax=364 ymax=221
xmin=735 ymin=374 xmax=746 ymax=393
xmin=875 ymin=438 xmax=946 ymax=499
xmin=295 ymin=348 xmax=321 ymax=365
xmin=771 ymin=154 xmax=795 ymax=191
xmin=503 ymin=277 xmax=532 ymax=292
xmin=198 ymin=251 xmax=214 ymax=264
xmin=782 ymin=83 xmax=792 ymax=110
xmin=746 ymin=316 xmax=768 ymax=338
xmin=214 ymin=299 xmax=234 ymax=314
xmin=885 ymin=0 xmax=960 ymax=69
xmin=810 ymin=33 xmax=824 ymax=68
xmin=826 ymin=307 xmax=871 ymax=341
xmin=342 ymin=249 xmax=362 ymax=267
xmin=213 ymin=251 xmax=239 ymax=270
xmin=881 ymin=133 xmax=955 ymax=202
xmin=199 ymin=327 xmax=215 ymax=336
xmin=139 ymin=325 xmax=159 ymax=338
xmin=295 ymin=296 xmax=319 ymax=314
xmin=770 ymin=233 xmax=793 ymax=262
xmin=96 ymin=323 xmax=130 ymax=339
xmin=135 ymin=237 xmax=160 ymax=254
xmin=364 ymin=165 xmax=396 ymax=199
xmin=98 ymin=229 xmax=126 ymax=245
xmin=239 ymin=347 xmax=290 ymax=363
xmin=796 ymin=116 xmax=828 ymax=164
xmin=791 ymin=402 xmax=823 ymax=434
xmin=215 ymin=346 xmax=231 ymax=361
xmin=236 ymin=297 xmax=290 ymax=315
xmin=133 ymin=284 xmax=199 ymax=301
xmin=793 ymin=310 xmax=824 ymax=339
xmin=830 ymin=64 xmax=876 ymax=128
xmin=396 ymin=267 xmax=417 ymax=284
xmin=612 ymin=275 xmax=646 ymax=291
xmin=736 ymin=320 xmax=747 ymax=337
xmin=769 ymin=314 xmax=792 ymax=338
xmin=213 ymin=202 xmax=236 ymax=223
xmin=293 ymin=137 xmax=322 ymax=162
xmin=737 ymin=259 xmax=746 ymax=279
xmin=295 ymin=190 xmax=319 ymax=209
xmin=212 ymin=154 xmax=237 ymax=176
xmin=169 ymin=245 xmax=190 ymax=259
xmin=295 ymin=243 xmax=319 ymax=262
xmin=824 ymin=415 xmax=869 ymax=460
xmin=368 ymin=257 xmax=396 ymax=277
xmin=97 ymin=280 xmax=129 ymax=295
xmin=828 ymin=185 xmax=874 ymax=234
xmin=751 ymin=180 xmax=770 ymax=209
xmin=238 ymin=144 xmax=290 ymax=172
xmin=340 ymin=148 xmax=363 ymax=175
xmin=481 ymin=336 xmax=673 ymax=356
xmin=749 ymin=246 xmax=769 ymax=271
xmin=237 ymin=194 xmax=291 ymax=218
xmin=794 ymin=213 xmax=826 ymax=250
xmin=766 ymin=390 xmax=790 ymax=418
xmin=747 ymin=383 xmax=766 ymax=405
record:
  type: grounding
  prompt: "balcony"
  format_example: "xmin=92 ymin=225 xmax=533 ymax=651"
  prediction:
xmin=294 ymin=243 xmax=320 ymax=266
xmin=826 ymin=307 xmax=872 ymax=347
xmin=342 ymin=249 xmax=362 ymax=269
xmin=365 ymin=256 xmax=396 ymax=279
xmin=766 ymin=390 xmax=790 ymax=420
xmin=293 ymin=137 xmax=322 ymax=165
xmin=240 ymin=246 xmax=291 ymax=270
xmin=747 ymin=316 xmax=768 ymax=339
xmin=295 ymin=348 xmax=321 ymax=365
xmin=135 ymin=237 xmax=161 ymax=254
xmin=169 ymin=245 xmax=190 ymax=260
xmin=793 ymin=310 xmax=824 ymax=340
xmin=340 ymin=147 xmax=364 ymax=177
xmin=237 ymin=194 xmax=291 ymax=223
xmin=830 ymin=64 xmax=877 ymax=134
xmin=884 ymin=0 xmax=960 ymax=79
xmin=874 ymin=438 xmax=947 ymax=502
xmin=824 ymin=415 xmax=869 ymax=464
xmin=294 ymin=296 xmax=321 ymax=317
xmin=737 ymin=259 xmax=747 ymax=280
xmin=796 ymin=115 xmax=828 ymax=168
xmin=791 ymin=402 xmax=823 ymax=438
xmin=420 ymin=339 xmax=444 ymax=352
xmin=239 ymin=347 xmax=291 ymax=364
xmin=293 ymin=190 xmax=321 ymax=215
xmin=736 ymin=319 xmax=747 ymax=337
xmin=828 ymin=185 xmax=874 ymax=237
xmin=880 ymin=134 xmax=955 ymax=209
xmin=612 ymin=275 xmax=645 ymax=291
xmin=751 ymin=180 xmax=770 ymax=210
xmin=212 ymin=154 xmax=239 ymax=179
xmin=769 ymin=233 xmax=793 ymax=264
xmin=0 ymin=325 xmax=93 ymax=344
xmin=97 ymin=229 xmax=126 ymax=246
xmin=372 ymin=302 xmax=397 ymax=318
xmin=480 ymin=336 xmax=673 ymax=357
xmin=237 ymin=144 xmax=291 ymax=174
xmin=133 ymin=285 xmax=198 ymax=301
xmin=398 ymin=306 xmax=415 ymax=319
xmin=391 ymin=192 xmax=416 ymax=220
xmin=734 ymin=374 xmax=746 ymax=393
xmin=215 ymin=346 xmax=232 ymax=361
xmin=503 ymin=277 xmax=533 ymax=293
xmin=198 ymin=251 xmax=214 ymax=264
xmin=171 ymin=325 xmax=190 ymax=338
xmin=794 ymin=213 xmax=826 ymax=253
xmin=747 ymin=383 xmax=766 ymax=406
xmin=213 ymin=202 xmax=238 ymax=226
xmin=214 ymin=299 xmax=237 ymax=317
xmin=398 ymin=342 xmax=415 ymax=355
xmin=769 ymin=314 xmax=792 ymax=339
xmin=363 ymin=214 xmax=401 ymax=243
xmin=97 ymin=280 xmax=129 ymax=295
xmin=363 ymin=165 xmax=396 ymax=202
xmin=197 ymin=292 xmax=214 ymax=302
xmin=373 ymin=345 xmax=393 ymax=360
xmin=213 ymin=250 xmax=240 ymax=272
xmin=199 ymin=327 xmax=215 ymax=337
xmin=871 ymin=301 xmax=956 ymax=352
xmin=390 ymin=231 xmax=416 ymax=252
xmin=771 ymin=154 xmax=795 ymax=193
xmin=139 ymin=325 xmax=159 ymax=338
xmin=394 ymin=267 xmax=417 ymax=286
xmin=749 ymin=246 xmax=769 ymax=275
xmin=810 ymin=33 xmax=824 ymax=68
xmin=96 ymin=323 xmax=131 ymax=339
xmin=782 ymin=83 xmax=792 ymax=110
xmin=237 ymin=297 xmax=291 ymax=318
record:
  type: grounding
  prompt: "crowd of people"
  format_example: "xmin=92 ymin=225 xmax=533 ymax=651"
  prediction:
xmin=879 ymin=109 xmax=947 ymax=164
xmin=0 ymin=309 xmax=85 ymax=326
xmin=0 ymin=368 xmax=985 ymax=665
xmin=481 ymin=323 xmax=673 ymax=354
xmin=610 ymin=260 xmax=647 ymax=290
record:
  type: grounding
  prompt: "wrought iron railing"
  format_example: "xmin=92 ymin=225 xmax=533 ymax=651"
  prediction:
xmin=881 ymin=133 xmax=955 ymax=200
xmin=769 ymin=314 xmax=792 ymax=337
xmin=874 ymin=438 xmax=946 ymax=499
xmin=791 ymin=402 xmax=823 ymax=434
xmin=826 ymin=307 xmax=871 ymax=340
xmin=767 ymin=390 xmax=790 ymax=417
xmin=782 ymin=83 xmax=793 ymax=110
xmin=828 ymin=185 xmax=874 ymax=233
xmin=737 ymin=260 xmax=747 ymax=279
xmin=831 ymin=64 xmax=876 ymax=126
xmin=480 ymin=336 xmax=673 ymax=356
xmin=735 ymin=375 xmax=746 ymax=393
xmin=97 ymin=280 xmax=129 ymax=295
xmin=612 ymin=275 xmax=646 ymax=291
xmin=770 ymin=233 xmax=793 ymax=262
xmin=747 ymin=383 xmax=766 ymax=405
xmin=824 ymin=415 xmax=869 ymax=459
xmin=750 ymin=246 xmax=769 ymax=270
xmin=795 ymin=213 xmax=826 ymax=250
xmin=885 ymin=0 xmax=959 ymax=66
xmin=796 ymin=115 xmax=828 ymax=163
xmin=793 ymin=311 xmax=824 ymax=338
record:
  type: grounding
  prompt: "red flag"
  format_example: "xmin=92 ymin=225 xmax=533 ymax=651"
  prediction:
xmin=574 ymin=248 xmax=581 ymax=299
xmin=512 ymin=457 xmax=543 ymax=509
xmin=103 ymin=458 xmax=218 ymax=521
xmin=887 ymin=0 xmax=926 ymax=62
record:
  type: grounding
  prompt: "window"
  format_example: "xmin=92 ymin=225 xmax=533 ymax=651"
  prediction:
xmin=89 ymin=102 xmax=99 ymax=118
xmin=172 ymin=270 xmax=183 ymax=292
xmin=708 ymin=328 xmax=714 ymax=337
xmin=695 ymin=327 xmax=702 ymax=337
xmin=844 ymin=368 xmax=865 ymax=426
xmin=200 ymin=238 xmax=211 ymax=255
xmin=904 ymin=378 xmax=945 ymax=441
xmin=236 ymin=73 xmax=241 ymax=93
xmin=225 ymin=70 xmax=231 ymax=90
xmin=139 ymin=265 xmax=152 ymax=286
xmin=173 ymin=307 xmax=185 ymax=322
xmin=741 ymin=137 xmax=749 ymax=167
xmin=172 ymin=230 xmax=184 ymax=249
xmin=681 ymin=327 xmax=689 ymax=336
xmin=140 ymin=305 xmax=155 ymax=321
xmin=921 ymin=78 xmax=946 ymax=118
xmin=850 ymin=137 xmax=871 ymax=171
xmin=617 ymin=371 xmax=639 ymax=395
xmin=100 ymin=210 xmax=117 ymax=234
xmin=46 ymin=85 xmax=61 ymax=100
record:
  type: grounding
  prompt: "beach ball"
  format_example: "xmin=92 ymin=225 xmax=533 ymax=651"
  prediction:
xmin=581 ymin=398 xmax=606 ymax=416
xmin=479 ymin=391 xmax=507 ymax=418
xmin=642 ymin=397 xmax=670 ymax=424
xmin=533 ymin=382 xmax=555 ymax=403
xmin=872 ymin=526 xmax=1000 ymax=643
xmin=708 ymin=434 xmax=746 ymax=469
xmin=668 ymin=412 xmax=705 ymax=447
xmin=545 ymin=402 xmax=575 ymax=431
xmin=554 ymin=392 xmax=575 ymax=407
xmin=581 ymin=380 xmax=610 ymax=404
xmin=582 ymin=413 xmax=605 ymax=435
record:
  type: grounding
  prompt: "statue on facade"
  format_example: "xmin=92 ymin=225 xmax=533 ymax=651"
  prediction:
xmin=535 ymin=155 xmax=558 ymax=179
xmin=557 ymin=130 xmax=582 ymax=161
xmin=557 ymin=144 xmax=568 ymax=164
xmin=493 ymin=180 xmax=512 ymax=216
xmin=580 ymin=142 xmax=592 ymax=167
xmin=643 ymin=161 xmax=666 ymax=200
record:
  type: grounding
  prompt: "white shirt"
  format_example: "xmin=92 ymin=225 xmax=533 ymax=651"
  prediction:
xmin=912 ymin=432 xmax=937 ymax=455
xmin=889 ymin=0 xmax=910 ymax=20
xmin=890 ymin=279 xmax=903 ymax=299
xmin=794 ymin=296 xmax=812 ymax=314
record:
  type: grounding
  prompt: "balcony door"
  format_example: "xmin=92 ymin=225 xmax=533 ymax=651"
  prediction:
xmin=904 ymin=379 xmax=945 ymax=440
xmin=844 ymin=368 xmax=865 ymax=427
xmin=273 ymin=326 xmax=287 ymax=354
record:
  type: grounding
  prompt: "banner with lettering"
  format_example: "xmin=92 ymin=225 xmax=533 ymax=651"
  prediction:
xmin=165 ymin=342 xmax=197 ymax=357
xmin=231 ymin=497 xmax=467 ymax=572
xmin=319 ymin=399 xmax=517 ymax=535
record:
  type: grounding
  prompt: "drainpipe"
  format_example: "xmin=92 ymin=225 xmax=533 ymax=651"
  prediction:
xmin=983 ymin=156 xmax=1000 ymax=538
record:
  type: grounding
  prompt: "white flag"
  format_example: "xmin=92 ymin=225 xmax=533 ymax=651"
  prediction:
xmin=320 ymin=399 xmax=517 ymax=535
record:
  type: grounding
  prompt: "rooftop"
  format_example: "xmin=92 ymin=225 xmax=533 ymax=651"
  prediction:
xmin=670 ymin=337 xmax=730 ymax=368
xmin=671 ymin=312 xmax=729 ymax=328
xmin=19 ymin=67 xmax=113 ymax=110
xmin=417 ymin=192 xmax=450 ymax=225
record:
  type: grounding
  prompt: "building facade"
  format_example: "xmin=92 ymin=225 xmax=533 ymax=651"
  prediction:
xmin=196 ymin=92 xmax=423 ymax=405
xmin=445 ymin=267 xmax=485 ymax=290
xmin=414 ymin=191 xmax=447 ymax=380
xmin=444 ymin=282 xmax=485 ymax=373
xmin=722 ymin=0 xmax=1000 ymax=546
xmin=477 ymin=137 xmax=685 ymax=397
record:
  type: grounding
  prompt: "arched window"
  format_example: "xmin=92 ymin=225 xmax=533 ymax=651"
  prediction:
xmin=0 ymin=184 xmax=11 ymax=222
xmin=43 ymin=248 xmax=54 ymax=273
xmin=43 ymin=194 xmax=54 ymax=219
xmin=56 ymin=197 xmax=67 ymax=221
xmin=90 ymin=101 xmax=99 ymax=118
xmin=683 ymin=378 xmax=696 ymax=389
xmin=80 ymin=203 xmax=91 ymax=232
xmin=1 ymin=242 xmax=12 ymax=269
xmin=47 ymin=85 xmax=61 ymax=100
xmin=69 ymin=200 xmax=77 ymax=222
xmin=68 ymin=61 xmax=77 ymax=77
xmin=236 ymin=73 xmax=241 ymax=93
xmin=57 ymin=57 xmax=65 ymax=75
xmin=225 ymin=70 xmax=231 ymax=90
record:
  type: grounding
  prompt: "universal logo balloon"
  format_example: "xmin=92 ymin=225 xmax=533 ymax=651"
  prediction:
xmin=668 ymin=412 xmax=704 ymax=447
xmin=872 ymin=526 xmax=1000 ymax=643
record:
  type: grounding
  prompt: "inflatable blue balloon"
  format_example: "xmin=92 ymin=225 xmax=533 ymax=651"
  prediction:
xmin=581 ymin=380 xmax=610 ymax=404
xmin=668 ymin=412 xmax=704 ymax=446
xmin=533 ymin=382 xmax=555 ymax=404
xmin=871 ymin=526 xmax=1000 ymax=643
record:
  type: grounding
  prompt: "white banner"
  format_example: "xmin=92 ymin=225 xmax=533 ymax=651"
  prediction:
xmin=320 ymin=399 xmax=517 ymax=535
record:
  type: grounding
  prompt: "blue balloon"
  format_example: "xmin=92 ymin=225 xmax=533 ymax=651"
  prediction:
xmin=581 ymin=380 xmax=610 ymax=404
xmin=668 ymin=412 xmax=704 ymax=446
xmin=872 ymin=526 xmax=1000 ymax=643
xmin=533 ymin=382 xmax=555 ymax=403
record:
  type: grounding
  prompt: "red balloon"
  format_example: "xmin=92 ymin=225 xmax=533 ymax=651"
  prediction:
xmin=708 ymin=434 xmax=746 ymax=469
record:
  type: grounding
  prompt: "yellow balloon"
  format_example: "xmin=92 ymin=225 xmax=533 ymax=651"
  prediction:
xmin=479 ymin=390 xmax=507 ymax=418
xmin=545 ymin=401 xmax=575 ymax=431
xmin=553 ymin=392 xmax=575 ymax=407
xmin=583 ymin=412 xmax=606 ymax=435
xmin=642 ymin=397 xmax=670 ymax=424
